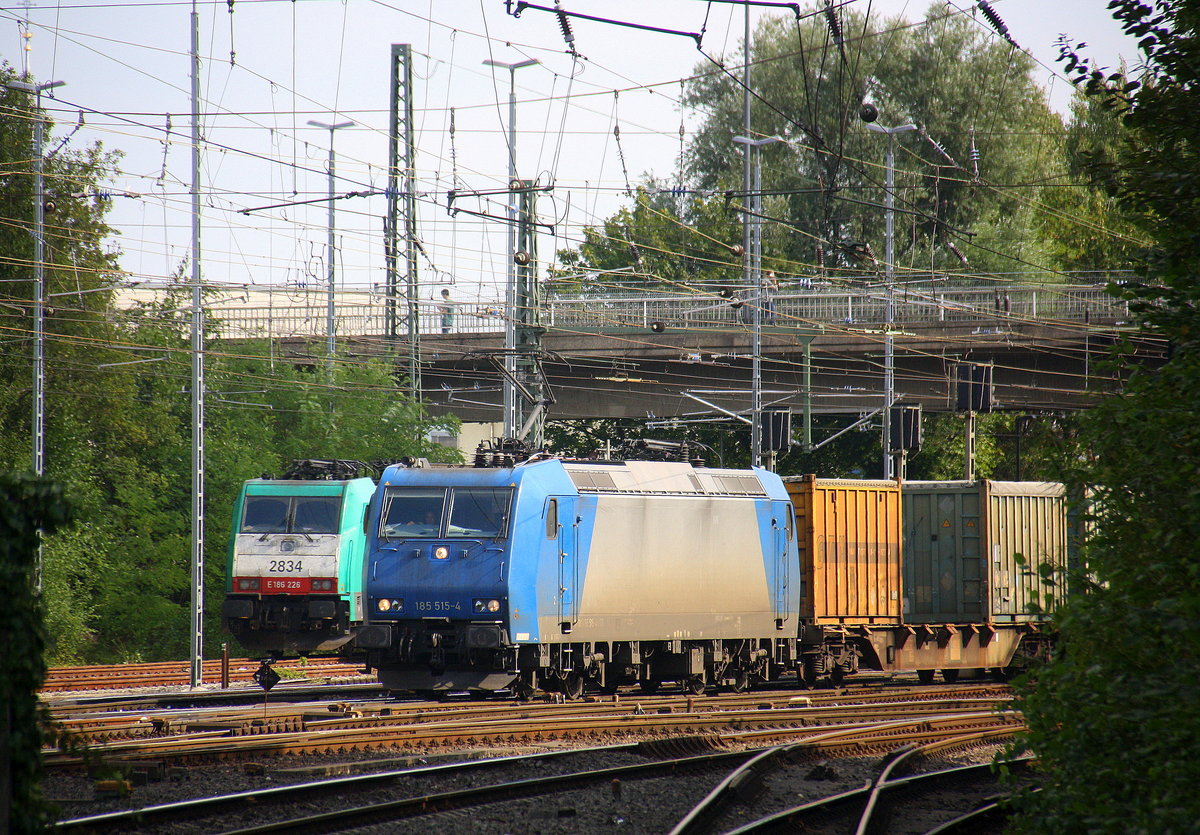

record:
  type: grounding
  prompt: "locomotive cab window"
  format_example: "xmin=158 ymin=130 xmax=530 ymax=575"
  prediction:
xmin=380 ymin=488 xmax=447 ymax=538
xmin=545 ymin=498 xmax=558 ymax=539
xmin=242 ymin=495 xmax=342 ymax=535
xmin=447 ymin=488 xmax=512 ymax=538
xmin=292 ymin=497 xmax=340 ymax=533
xmin=242 ymin=497 xmax=289 ymax=533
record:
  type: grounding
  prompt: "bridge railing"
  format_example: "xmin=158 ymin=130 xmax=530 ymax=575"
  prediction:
xmin=207 ymin=283 xmax=1128 ymax=340
xmin=543 ymin=283 xmax=1128 ymax=331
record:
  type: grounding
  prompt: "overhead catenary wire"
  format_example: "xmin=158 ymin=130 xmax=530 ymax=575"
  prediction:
xmin=3 ymin=0 xmax=1146 ymax=407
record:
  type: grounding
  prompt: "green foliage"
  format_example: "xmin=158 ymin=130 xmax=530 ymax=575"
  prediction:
xmin=555 ymin=5 xmax=1066 ymax=289
xmin=1037 ymin=86 xmax=1145 ymax=273
xmin=1008 ymin=3 xmax=1200 ymax=832
xmin=0 ymin=75 xmax=461 ymax=664
xmin=553 ymin=182 xmax=743 ymax=294
xmin=0 ymin=473 xmax=72 ymax=834
xmin=681 ymin=5 xmax=1063 ymax=278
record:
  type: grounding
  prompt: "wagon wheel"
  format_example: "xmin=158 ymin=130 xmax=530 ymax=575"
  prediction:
xmin=941 ymin=668 xmax=960 ymax=684
xmin=729 ymin=668 xmax=751 ymax=693
xmin=511 ymin=679 xmax=537 ymax=701
xmin=598 ymin=673 xmax=622 ymax=695
xmin=684 ymin=677 xmax=706 ymax=696
xmin=828 ymin=666 xmax=846 ymax=687
xmin=799 ymin=659 xmax=819 ymax=690
xmin=639 ymin=679 xmax=661 ymax=694
xmin=917 ymin=669 xmax=936 ymax=685
xmin=561 ymin=672 xmax=585 ymax=700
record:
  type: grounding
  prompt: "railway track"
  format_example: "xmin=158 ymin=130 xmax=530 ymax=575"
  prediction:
xmin=42 ymin=680 xmax=1029 ymax=832
xmin=42 ymin=684 xmax=1014 ymax=768
xmin=53 ymin=727 xmax=1027 ymax=834
xmin=42 ymin=658 xmax=372 ymax=692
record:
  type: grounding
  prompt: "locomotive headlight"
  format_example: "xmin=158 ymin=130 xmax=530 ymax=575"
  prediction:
xmin=237 ymin=578 xmax=260 ymax=591
xmin=473 ymin=598 xmax=501 ymax=613
xmin=434 ymin=546 xmax=450 ymax=560
xmin=376 ymin=598 xmax=402 ymax=612
xmin=312 ymin=579 xmax=336 ymax=592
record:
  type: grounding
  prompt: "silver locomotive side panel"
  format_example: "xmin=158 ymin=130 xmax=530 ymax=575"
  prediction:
xmin=549 ymin=493 xmax=778 ymax=640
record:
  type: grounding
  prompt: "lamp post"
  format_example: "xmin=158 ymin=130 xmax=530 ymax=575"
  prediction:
xmin=307 ymin=119 xmax=354 ymax=369
xmin=7 ymin=76 xmax=65 ymax=594
xmin=733 ymin=135 xmax=782 ymax=469
xmin=483 ymin=57 xmax=539 ymax=440
xmin=865 ymin=120 xmax=917 ymax=480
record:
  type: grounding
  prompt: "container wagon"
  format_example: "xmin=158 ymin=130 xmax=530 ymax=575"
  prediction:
xmin=784 ymin=476 xmax=1066 ymax=684
xmin=898 ymin=479 xmax=1066 ymax=681
xmin=783 ymin=476 xmax=903 ymax=684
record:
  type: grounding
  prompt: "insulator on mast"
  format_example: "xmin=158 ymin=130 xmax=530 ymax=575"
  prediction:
xmin=554 ymin=2 xmax=578 ymax=56
xmin=823 ymin=1 xmax=848 ymax=63
xmin=968 ymin=127 xmax=981 ymax=182
xmin=977 ymin=1 xmax=1019 ymax=48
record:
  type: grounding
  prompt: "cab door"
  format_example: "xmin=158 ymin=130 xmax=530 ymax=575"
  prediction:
xmin=547 ymin=497 xmax=578 ymax=633
xmin=771 ymin=501 xmax=793 ymax=625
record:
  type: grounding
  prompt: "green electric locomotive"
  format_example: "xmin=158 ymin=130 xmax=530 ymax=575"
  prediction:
xmin=222 ymin=460 xmax=376 ymax=655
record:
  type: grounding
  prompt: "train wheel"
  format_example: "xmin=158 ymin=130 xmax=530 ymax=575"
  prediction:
xmin=639 ymin=679 xmax=661 ymax=694
xmin=512 ymin=680 xmax=537 ymax=701
xmin=562 ymin=672 xmax=585 ymax=700
xmin=828 ymin=666 xmax=846 ymax=687
xmin=729 ymin=669 xmax=750 ymax=693
xmin=941 ymin=668 xmax=960 ymax=684
xmin=799 ymin=659 xmax=818 ymax=690
xmin=684 ymin=677 xmax=706 ymax=696
xmin=917 ymin=669 xmax=936 ymax=685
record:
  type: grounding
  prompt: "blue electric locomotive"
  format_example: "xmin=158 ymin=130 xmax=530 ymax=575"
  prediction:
xmin=356 ymin=457 xmax=800 ymax=697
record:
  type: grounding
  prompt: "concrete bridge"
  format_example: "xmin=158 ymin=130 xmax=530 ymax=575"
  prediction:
xmin=211 ymin=282 xmax=1162 ymax=424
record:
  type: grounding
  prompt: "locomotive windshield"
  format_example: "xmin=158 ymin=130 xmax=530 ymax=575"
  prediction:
xmin=241 ymin=495 xmax=342 ymax=534
xmin=448 ymin=488 xmax=511 ymax=537
xmin=380 ymin=487 xmax=512 ymax=539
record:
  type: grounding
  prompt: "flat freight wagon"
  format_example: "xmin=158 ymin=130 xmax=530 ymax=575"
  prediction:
xmin=782 ymin=476 xmax=1063 ymax=685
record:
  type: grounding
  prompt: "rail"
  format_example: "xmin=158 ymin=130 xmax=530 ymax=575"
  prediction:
xmin=203 ymin=283 xmax=1129 ymax=341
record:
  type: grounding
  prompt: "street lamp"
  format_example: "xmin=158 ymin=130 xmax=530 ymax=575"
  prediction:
xmin=6 ymin=76 xmax=65 ymax=594
xmin=307 ymin=119 xmax=354 ymax=368
xmin=865 ymin=120 xmax=918 ymax=480
xmin=483 ymin=57 xmax=539 ymax=439
xmin=733 ymin=135 xmax=783 ymax=469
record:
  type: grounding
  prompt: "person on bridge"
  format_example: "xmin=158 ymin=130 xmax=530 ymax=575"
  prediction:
xmin=439 ymin=288 xmax=455 ymax=333
xmin=763 ymin=272 xmax=778 ymax=323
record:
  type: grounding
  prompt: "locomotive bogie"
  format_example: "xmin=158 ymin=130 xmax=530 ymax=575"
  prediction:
xmin=222 ymin=595 xmax=354 ymax=654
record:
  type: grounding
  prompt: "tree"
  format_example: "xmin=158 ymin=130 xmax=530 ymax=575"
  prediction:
xmin=1 ymin=473 xmax=71 ymax=834
xmin=1037 ymin=82 xmax=1146 ymax=274
xmin=552 ymin=182 xmax=743 ymax=295
xmin=681 ymin=4 xmax=1063 ymax=278
xmin=1009 ymin=3 xmax=1200 ymax=832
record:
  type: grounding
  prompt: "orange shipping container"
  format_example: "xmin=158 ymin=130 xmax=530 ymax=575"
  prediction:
xmin=783 ymin=476 xmax=902 ymax=625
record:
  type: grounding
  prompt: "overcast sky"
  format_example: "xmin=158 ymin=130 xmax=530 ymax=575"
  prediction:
xmin=4 ymin=1 xmax=1139 ymax=313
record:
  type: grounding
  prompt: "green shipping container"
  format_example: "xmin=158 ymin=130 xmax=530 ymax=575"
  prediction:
xmin=901 ymin=481 xmax=1066 ymax=624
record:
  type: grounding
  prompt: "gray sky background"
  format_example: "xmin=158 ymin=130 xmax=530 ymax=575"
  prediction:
xmin=4 ymin=1 xmax=1138 ymax=315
